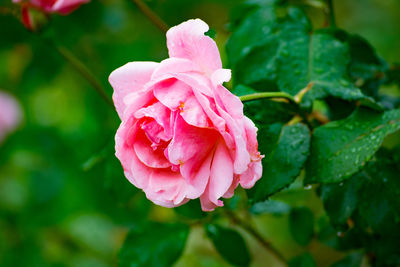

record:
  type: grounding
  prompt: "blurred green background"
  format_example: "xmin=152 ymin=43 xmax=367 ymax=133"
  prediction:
xmin=0 ymin=0 xmax=399 ymax=266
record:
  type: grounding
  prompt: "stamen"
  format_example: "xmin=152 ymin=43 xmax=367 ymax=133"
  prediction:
xmin=178 ymin=102 xmax=185 ymax=113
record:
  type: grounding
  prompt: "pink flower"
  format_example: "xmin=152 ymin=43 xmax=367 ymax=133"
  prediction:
xmin=0 ymin=91 xmax=22 ymax=143
xmin=13 ymin=0 xmax=89 ymax=15
xmin=109 ymin=19 xmax=263 ymax=211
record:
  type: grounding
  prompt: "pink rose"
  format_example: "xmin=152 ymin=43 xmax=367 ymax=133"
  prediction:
xmin=109 ymin=19 xmax=263 ymax=211
xmin=0 ymin=91 xmax=22 ymax=143
xmin=13 ymin=0 xmax=89 ymax=15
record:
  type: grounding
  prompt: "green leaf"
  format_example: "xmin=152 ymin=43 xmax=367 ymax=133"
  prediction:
xmin=386 ymin=63 xmax=400 ymax=86
xmin=250 ymin=199 xmax=291 ymax=215
xmin=226 ymin=1 xmax=303 ymax=67
xmin=318 ymin=149 xmax=400 ymax=265
xmin=305 ymin=108 xmax=400 ymax=184
xmin=288 ymin=253 xmax=316 ymax=267
xmin=356 ymin=151 xmax=400 ymax=233
xmin=347 ymin=34 xmax=388 ymax=98
xmin=228 ymin=3 xmax=379 ymax=110
xmin=230 ymin=5 xmax=310 ymax=89
xmin=289 ymin=207 xmax=314 ymax=246
xmin=316 ymin=216 xmax=363 ymax=251
xmin=119 ymin=223 xmax=189 ymax=267
xmin=248 ymin=123 xmax=310 ymax=203
xmin=319 ymin=175 xmax=362 ymax=226
xmin=321 ymin=149 xmax=400 ymax=231
xmin=205 ymin=224 xmax=251 ymax=267
xmin=330 ymin=252 xmax=363 ymax=267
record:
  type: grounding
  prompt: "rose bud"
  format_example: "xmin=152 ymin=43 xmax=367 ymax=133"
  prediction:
xmin=13 ymin=0 xmax=90 ymax=16
xmin=20 ymin=4 xmax=49 ymax=32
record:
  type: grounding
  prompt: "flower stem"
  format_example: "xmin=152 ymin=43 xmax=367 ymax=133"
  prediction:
xmin=131 ymin=0 xmax=169 ymax=33
xmin=226 ymin=210 xmax=286 ymax=264
xmin=55 ymin=45 xmax=114 ymax=108
xmin=327 ymin=0 xmax=336 ymax=28
xmin=239 ymin=92 xmax=295 ymax=104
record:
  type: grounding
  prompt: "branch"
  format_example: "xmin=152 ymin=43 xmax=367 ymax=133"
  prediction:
xmin=54 ymin=45 xmax=114 ymax=108
xmin=131 ymin=0 xmax=169 ymax=33
xmin=226 ymin=210 xmax=287 ymax=264
xmin=327 ymin=0 xmax=336 ymax=28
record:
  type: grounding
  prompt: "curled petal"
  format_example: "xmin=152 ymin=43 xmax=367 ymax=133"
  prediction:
xmin=180 ymin=151 xmax=213 ymax=199
xmin=211 ymin=68 xmax=231 ymax=87
xmin=167 ymin=116 xmax=217 ymax=166
xmin=134 ymin=131 xmax=171 ymax=168
xmin=151 ymin=57 xmax=199 ymax=80
xmin=166 ymin=19 xmax=222 ymax=74
xmin=214 ymin=84 xmax=244 ymax=120
xmin=200 ymin=141 xmax=233 ymax=211
xmin=109 ymin=61 xmax=158 ymax=118
xmin=135 ymin=102 xmax=172 ymax=138
xmin=153 ymin=78 xmax=192 ymax=110
xmin=240 ymin=161 xmax=262 ymax=189
xmin=145 ymin=169 xmax=188 ymax=207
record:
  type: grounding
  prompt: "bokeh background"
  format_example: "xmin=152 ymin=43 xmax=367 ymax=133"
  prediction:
xmin=0 ymin=0 xmax=399 ymax=266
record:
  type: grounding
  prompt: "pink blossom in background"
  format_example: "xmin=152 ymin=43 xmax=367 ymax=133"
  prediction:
xmin=0 ymin=92 xmax=22 ymax=144
xmin=13 ymin=0 xmax=90 ymax=15
xmin=109 ymin=19 xmax=263 ymax=211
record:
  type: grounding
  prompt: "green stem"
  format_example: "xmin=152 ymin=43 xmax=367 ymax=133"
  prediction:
xmin=327 ymin=0 xmax=336 ymax=28
xmin=226 ymin=211 xmax=287 ymax=264
xmin=131 ymin=0 xmax=169 ymax=33
xmin=55 ymin=45 xmax=114 ymax=108
xmin=239 ymin=92 xmax=295 ymax=104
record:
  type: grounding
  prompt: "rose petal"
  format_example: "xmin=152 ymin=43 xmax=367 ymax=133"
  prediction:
xmin=208 ymin=141 xmax=234 ymax=204
xmin=153 ymin=78 xmax=192 ymax=109
xmin=109 ymin=61 xmax=158 ymax=118
xmin=214 ymin=84 xmax=244 ymax=120
xmin=146 ymin=168 xmax=187 ymax=206
xmin=167 ymin=116 xmax=217 ymax=165
xmin=151 ymin=57 xmax=199 ymax=80
xmin=239 ymin=161 xmax=262 ymax=189
xmin=166 ymin=19 xmax=222 ymax=74
xmin=200 ymin=140 xmax=234 ymax=211
xmin=135 ymin=102 xmax=173 ymax=138
xmin=115 ymin=120 xmax=149 ymax=189
xmin=181 ymin=150 xmax=213 ymax=199
xmin=215 ymin=105 xmax=251 ymax=174
xmin=133 ymin=131 xmax=171 ymax=168
xmin=211 ymin=68 xmax=231 ymax=87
